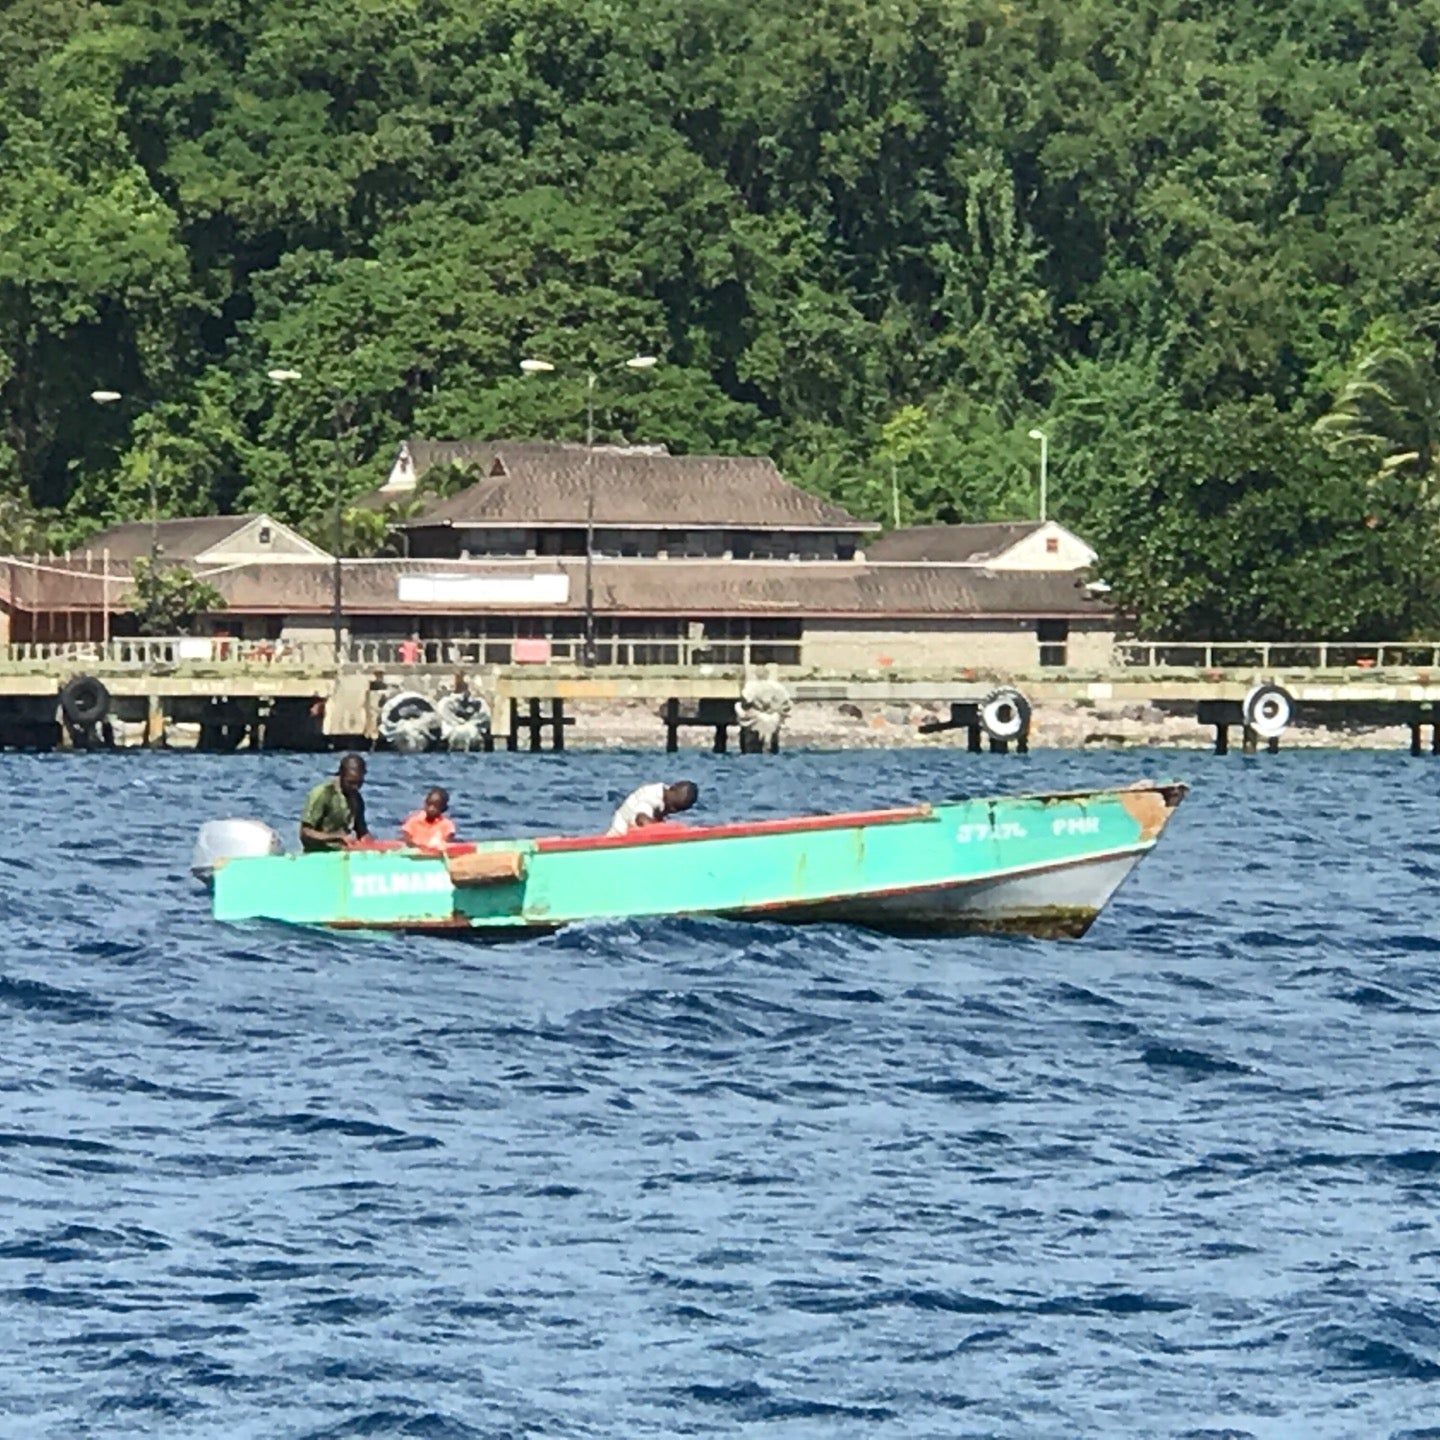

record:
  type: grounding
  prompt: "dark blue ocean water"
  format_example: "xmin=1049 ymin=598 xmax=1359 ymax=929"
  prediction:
xmin=3 ymin=747 xmax=1440 ymax=1439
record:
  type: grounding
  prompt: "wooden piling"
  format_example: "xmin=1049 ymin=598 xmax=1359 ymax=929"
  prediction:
xmin=145 ymin=693 xmax=165 ymax=749
xmin=506 ymin=696 xmax=571 ymax=750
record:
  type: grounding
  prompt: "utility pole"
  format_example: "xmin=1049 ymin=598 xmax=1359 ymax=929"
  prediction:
xmin=1028 ymin=428 xmax=1049 ymax=521
xmin=520 ymin=353 xmax=658 ymax=666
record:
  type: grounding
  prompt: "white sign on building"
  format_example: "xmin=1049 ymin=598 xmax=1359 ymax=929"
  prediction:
xmin=396 ymin=573 xmax=570 ymax=605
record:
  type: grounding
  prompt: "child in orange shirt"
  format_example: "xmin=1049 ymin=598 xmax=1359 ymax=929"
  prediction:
xmin=400 ymin=787 xmax=457 ymax=851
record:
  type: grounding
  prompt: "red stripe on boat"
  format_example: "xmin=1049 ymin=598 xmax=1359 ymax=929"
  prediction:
xmin=534 ymin=805 xmax=933 ymax=854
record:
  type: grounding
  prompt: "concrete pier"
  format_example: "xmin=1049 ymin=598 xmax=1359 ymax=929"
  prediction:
xmin=6 ymin=644 xmax=1440 ymax=752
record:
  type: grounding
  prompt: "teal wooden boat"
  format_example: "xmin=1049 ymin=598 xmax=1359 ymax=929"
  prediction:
xmin=205 ymin=782 xmax=1186 ymax=940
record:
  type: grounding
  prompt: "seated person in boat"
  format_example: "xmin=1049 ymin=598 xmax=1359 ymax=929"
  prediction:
xmin=401 ymin=787 xmax=457 ymax=851
xmin=607 ymin=780 xmax=699 ymax=837
xmin=300 ymin=754 xmax=370 ymax=852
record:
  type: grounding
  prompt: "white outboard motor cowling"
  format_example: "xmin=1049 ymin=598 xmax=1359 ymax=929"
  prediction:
xmin=191 ymin=818 xmax=283 ymax=883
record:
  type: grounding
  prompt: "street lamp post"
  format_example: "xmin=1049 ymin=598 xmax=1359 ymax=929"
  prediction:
xmin=91 ymin=389 xmax=159 ymax=567
xmin=1027 ymin=427 xmax=1049 ymax=522
xmin=269 ymin=367 xmax=347 ymax=662
xmin=520 ymin=354 xmax=657 ymax=665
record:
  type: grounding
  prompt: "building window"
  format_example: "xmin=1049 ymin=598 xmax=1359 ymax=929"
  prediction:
xmin=1045 ymin=536 xmax=1060 ymax=555
xmin=1037 ymin=618 xmax=1069 ymax=667
xmin=538 ymin=529 xmax=587 ymax=556
xmin=258 ymin=525 xmax=272 ymax=544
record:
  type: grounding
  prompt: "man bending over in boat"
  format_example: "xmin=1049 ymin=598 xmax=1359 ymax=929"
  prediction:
xmin=607 ymin=780 xmax=699 ymax=837
xmin=300 ymin=754 xmax=371 ymax=852
xmin=400 ymin=787 xmax=456 ymax=851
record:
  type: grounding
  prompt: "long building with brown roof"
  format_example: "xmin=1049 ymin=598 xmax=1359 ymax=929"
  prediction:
xmin=0 ymin=441 xmax=1115 ymax=671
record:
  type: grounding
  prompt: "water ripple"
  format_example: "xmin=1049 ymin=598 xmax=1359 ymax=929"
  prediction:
xmin=2 ymin=748 xmax=1434 ymax=1435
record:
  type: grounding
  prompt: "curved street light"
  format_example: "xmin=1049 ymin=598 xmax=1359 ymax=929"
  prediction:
xmin=519 ymin=354 xmax=661 ymax=665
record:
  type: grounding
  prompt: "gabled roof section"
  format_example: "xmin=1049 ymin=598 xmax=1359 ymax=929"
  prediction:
xmin=77 ymin=515 xmax=253 ymax=562
xmin=361 ymin=438 xmax=671 ymax=511
xmin=865 ymin=522 xmax=1049 ymax=563
xmin=73 ymin=513 xmax=330 ymax=564
xmin=398 ymin=451 xmax=871 ymax=532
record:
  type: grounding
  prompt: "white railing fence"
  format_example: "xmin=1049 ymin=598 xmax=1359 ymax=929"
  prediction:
xmin=0 ymin=634 xmax=802 ymax=670
xmin=2 ymin=637 xmax=338 ymax=667
xmin=5 ymin=636 xmax=1440 ymax=672
xmin=1113 ymin=641 xmax=1440 ymax=670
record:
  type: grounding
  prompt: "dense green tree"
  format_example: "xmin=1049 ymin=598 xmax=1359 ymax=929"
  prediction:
xmin=3 ymin=0 xmax=1440 ymax=636
xmin=126 ymin=556 xmax=226 ymax=634
xmin=1314 ymin=343 xmax=1440 ymax=490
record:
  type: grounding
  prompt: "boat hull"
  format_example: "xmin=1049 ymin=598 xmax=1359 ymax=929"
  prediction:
xmin=736 ymin=849 xmax=1147 ymax=939
xmin=210 ymin=783 xmax=1185 ymax=941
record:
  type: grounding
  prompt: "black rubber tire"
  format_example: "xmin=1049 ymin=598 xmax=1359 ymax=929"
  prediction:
xmin=60 ymin=675 xmax=111 ymax=727
xmin=979 ymin=687 xmax=1032 ymax=742
xmin=1243 ymin=683 xmax=1294 ymax=740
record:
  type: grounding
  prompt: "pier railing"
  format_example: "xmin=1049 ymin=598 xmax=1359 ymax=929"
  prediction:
xmin=1 ymin=634 xmax=796 ymax=670
xmin=1 ymin=637 xmax=338 ymax=667
xmin=6 ymin=636 xmax=1440 ymax=674
xmin=1112 ymin=641 xmax=1440 ymax=670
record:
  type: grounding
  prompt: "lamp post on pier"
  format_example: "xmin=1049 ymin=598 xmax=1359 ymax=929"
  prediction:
xmin=519 ymin=353 xmax=658 ymax=666
xmin=1027 ymin=427 xmax=1049 ymax=522
xmin=91 ymin=389 xmax=159 ymax=568
xmin=268 ymin=367 xmax=349 ymax=662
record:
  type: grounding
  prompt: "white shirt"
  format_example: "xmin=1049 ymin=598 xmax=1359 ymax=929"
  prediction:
xmin=607 ymin=783 xmax=667 ymax=836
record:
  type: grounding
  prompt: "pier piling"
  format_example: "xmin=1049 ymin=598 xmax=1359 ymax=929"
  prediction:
xmin=505 ymin=697 xmax=572 ymax=751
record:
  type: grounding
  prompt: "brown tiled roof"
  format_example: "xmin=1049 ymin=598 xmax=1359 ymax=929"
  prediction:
xmin=198 ymin=559 xmax=1107 ymax=619
xmin=71 ymin=516 xmax=259 ymax=564
xmin=396 ymin=451 xmax=871 ymax=532
xmin=356 ymin=439 xmax=668 ymax=511
xmin=0 ymin=558 xmax=123 ymax=609
xmin=406 ymin=439 xmax=581 ymax=476
xmin=865 ymin=523 xmax=1049 ymax=563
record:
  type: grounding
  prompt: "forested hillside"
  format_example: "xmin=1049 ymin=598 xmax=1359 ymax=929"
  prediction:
xmin=3 ymin=0 xmax=1440 ymax=636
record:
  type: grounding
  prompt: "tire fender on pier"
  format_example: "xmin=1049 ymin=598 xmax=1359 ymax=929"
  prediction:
xmin=979 ymin=687 xmax=1031 ymax=743
xmin=378 ymin=690 xmax=442 ymax=752
xmin=59 ymin=675 xmax=111 ymax=728
xmin=736 ymin=678 xmax=792 ymax=745
xmin=437 ymin=691 xmax=491 ymax=750
xmin=1243 ymin=683 xmax=1294 ymax=739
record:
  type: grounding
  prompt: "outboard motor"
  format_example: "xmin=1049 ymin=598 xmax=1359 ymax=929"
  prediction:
xmin=191 ymin=818 xmax=283 ymax=884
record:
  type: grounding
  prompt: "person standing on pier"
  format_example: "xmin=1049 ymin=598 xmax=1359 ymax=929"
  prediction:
xmin=607 ymin=780 xmax=699 ymax=837
xmin=300 ymin=754 xmax=371 ymax=851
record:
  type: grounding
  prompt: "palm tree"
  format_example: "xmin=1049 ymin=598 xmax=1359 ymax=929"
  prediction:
xmin=1314 ymin=345 xmax=1440 ymax=495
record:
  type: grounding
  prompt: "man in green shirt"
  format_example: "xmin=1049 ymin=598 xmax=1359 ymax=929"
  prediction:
xmin=300 ymin=753 xmax=370 ymax=851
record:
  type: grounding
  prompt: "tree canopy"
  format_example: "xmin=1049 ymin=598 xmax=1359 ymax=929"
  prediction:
xmin=4 ymin=0 xmax=1440 ymax=637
